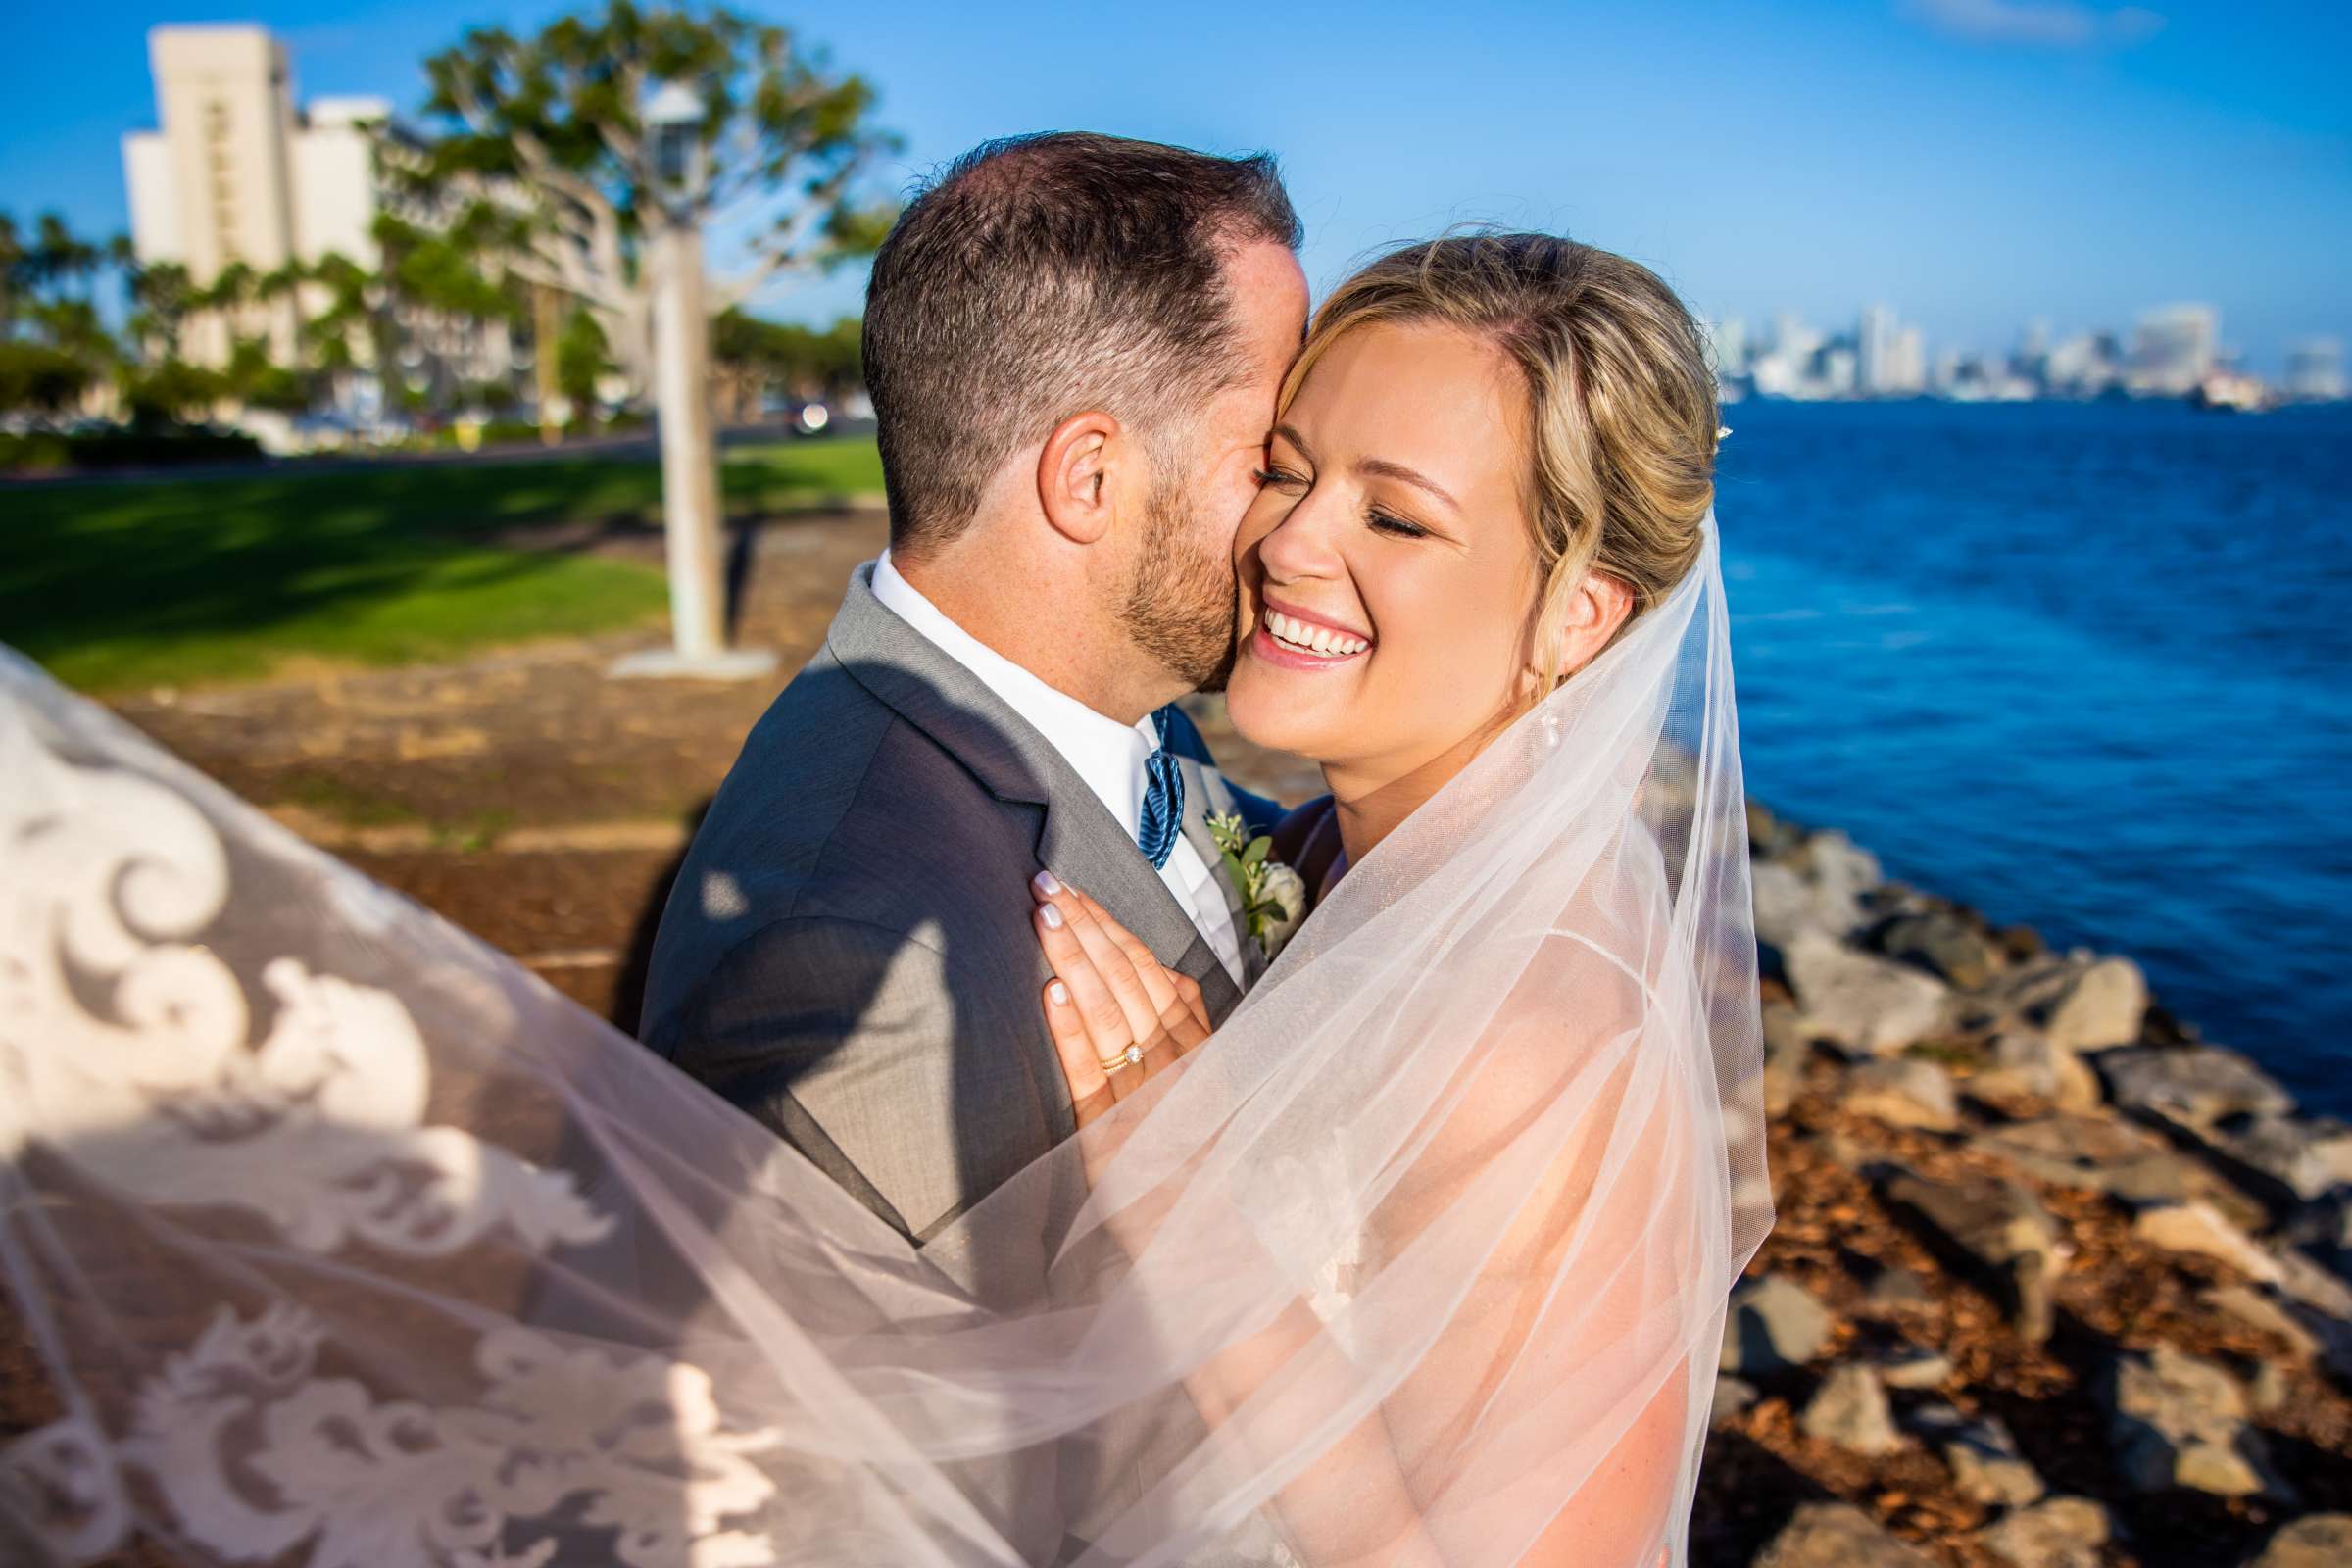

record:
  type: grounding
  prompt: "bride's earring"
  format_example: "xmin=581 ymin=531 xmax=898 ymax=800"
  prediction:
xmin=1540 ymin=706 xmax=1561 ymax=751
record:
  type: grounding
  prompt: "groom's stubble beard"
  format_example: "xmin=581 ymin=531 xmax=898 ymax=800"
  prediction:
xmin=1121 ymin=457 xmax=1241 ymax=695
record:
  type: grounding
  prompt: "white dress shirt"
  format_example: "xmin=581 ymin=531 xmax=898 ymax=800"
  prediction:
xmin=870 ymin=551 xmax=1246 ymax=985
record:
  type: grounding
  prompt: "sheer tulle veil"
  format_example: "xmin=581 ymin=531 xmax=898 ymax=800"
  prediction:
xmin=0 ymin=506 xmax=1767 ymax=1567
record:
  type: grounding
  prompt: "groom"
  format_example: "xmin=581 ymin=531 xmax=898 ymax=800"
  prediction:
xmin=640 ymin=133 xmax=1307 ymax=1265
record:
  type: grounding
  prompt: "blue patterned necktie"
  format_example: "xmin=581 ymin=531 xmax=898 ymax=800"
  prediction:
xmin=1136 ymin=706 xmax=1186 ymax=870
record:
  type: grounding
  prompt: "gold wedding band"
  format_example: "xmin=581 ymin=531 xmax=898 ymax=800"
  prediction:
xmin=1098 ymin=1042 xmax=1145 ymax=1074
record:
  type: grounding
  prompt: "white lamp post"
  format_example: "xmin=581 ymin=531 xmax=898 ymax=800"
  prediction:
xmin=612 ymin=80 xmax=776 ymax=681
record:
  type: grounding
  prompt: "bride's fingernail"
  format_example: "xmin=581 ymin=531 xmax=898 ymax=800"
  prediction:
xmin=1034 ymin=869 xmax=1063 ymax=896
xmin=1039 ymin=902 xmax=1064 ymax=930
xmin=1049 ymin=980 xmax=1070 ymax=1006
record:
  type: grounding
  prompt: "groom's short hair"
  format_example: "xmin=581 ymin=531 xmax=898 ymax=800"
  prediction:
xmin=863 ymin=131 xmax=1301 ymax=557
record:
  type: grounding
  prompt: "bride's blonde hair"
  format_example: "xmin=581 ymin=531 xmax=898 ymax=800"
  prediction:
xmin=1280 ymin=231 xmax=1719 ymax=690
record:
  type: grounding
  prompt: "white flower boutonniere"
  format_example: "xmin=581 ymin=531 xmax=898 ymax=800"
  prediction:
xmin=1206 ymin=811 xmax=1306 ymax=961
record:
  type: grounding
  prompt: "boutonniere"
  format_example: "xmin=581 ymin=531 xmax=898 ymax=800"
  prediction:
xmin=1205 ymin=811 xmax=1306 ymax=961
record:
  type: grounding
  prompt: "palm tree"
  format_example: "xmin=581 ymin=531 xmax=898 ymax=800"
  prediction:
xmin=124 ymin=260 xmax=196 ymax=362
xmin=29 ymin=213 xmax=100 ymax=304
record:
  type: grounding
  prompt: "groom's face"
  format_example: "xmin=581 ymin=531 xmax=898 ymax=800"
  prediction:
xmin=1122 ymin=239 xmax=1309 ymax=694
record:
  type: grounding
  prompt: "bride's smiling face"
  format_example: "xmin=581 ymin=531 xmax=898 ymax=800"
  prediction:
xmin=1227 ymin=319 xmax=1542 ymax=779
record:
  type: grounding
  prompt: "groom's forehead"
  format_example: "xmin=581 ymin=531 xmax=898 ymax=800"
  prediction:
xmin=1219 ymin=239 xmax=1312 ymax=370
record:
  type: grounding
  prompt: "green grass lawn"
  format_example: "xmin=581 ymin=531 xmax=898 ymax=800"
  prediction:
xmin=3 ymin=437 xmax=884 ymax=693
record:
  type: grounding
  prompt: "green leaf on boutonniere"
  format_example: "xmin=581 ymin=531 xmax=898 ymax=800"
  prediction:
xmin=1243 ymin=836 xmax=1270 ymax=869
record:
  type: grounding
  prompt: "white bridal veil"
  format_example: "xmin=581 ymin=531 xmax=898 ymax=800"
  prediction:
xmin=0 ymin=509 xmax=1768 ymax=1568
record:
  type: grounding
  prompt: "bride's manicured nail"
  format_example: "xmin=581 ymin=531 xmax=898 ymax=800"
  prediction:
xmin=1049 ymin=980 xmax=1070 ymax=1006
xmin=1039 ymin=902 xmax=1064 ymax=930
xmin=1034 ymin=869 xmax=1062 ymax=896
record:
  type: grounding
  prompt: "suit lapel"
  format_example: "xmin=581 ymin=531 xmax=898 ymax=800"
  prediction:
xmin=827 ymin=564 xmax=1243 ymax=1025
xmin=1175 ymin=754 xmax=1267 ymax=989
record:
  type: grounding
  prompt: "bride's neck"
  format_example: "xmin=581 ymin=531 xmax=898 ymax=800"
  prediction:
xmin=1322 ymin=707 xmax=1518 ymax=871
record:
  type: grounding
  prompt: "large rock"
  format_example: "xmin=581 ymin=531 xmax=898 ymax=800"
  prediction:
xmin=1859 ymin=1260 xmax=1936 ymax=1316
xmin=1974 ymin=1496 xmax=2112 ymax=1568
xmin=2041 ymin=957 xmax=2148 ymax=1053
xmin=1755 ymin=1503 xmax=1937 ymax=1568
xmin=2132 ymin=1200 xmax=2283 ymax=1285
xmin=1710 ymin=1374 xmax=1759 ymax=1430
xmin=1911 ymin=1402 xmax=2043 ymax=1505
xmin=1721 ymin=1273 xmax=1837 ymax=1375
xmin=1972 ymin=1029 xmax=2102 ymax=1113
xmin=1874 ymin=908 xmax=2002 ymax=989
xmin=1879 ymin=1167 xmax=2063 ymax=1342
xmin=1800 ymin=1364 xmax=1905 ymax=1455
xmin=1967 ymin=1113 xmax=2190 ymax=1204
xmin=2194 ymin=1112 xmax=2352 ymax=1204
xmin=1751 ymin=861 xmax=1824 ymax=951
xmin=2244 ymin=1515 xmax=2352 ymax=1568
xmin=1871 ymin=1345 xmax=1953 ymax=1389
xmin=2098 ymin=1045 xmax=2295 ymax=1130
xmin=2101 ymin=1344 xmax=2292 ymax=1499
xmin=1965 ymin=956 xmax=2147 ymax=1054
xmin=1753 ymin=829 xmax=1883 ymax=948
xmin=2275 ymin=1246 xmax=2352 ymax=1319
xmin=1845 ymin=1057 xmax=1961 ymax=1132
xmin=2201 ymin=1283 xmax=2323 ymax=1361
xmin=1786 ymin=931 xmax=1953 ymax=1056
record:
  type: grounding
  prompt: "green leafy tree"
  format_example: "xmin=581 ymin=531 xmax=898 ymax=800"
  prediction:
xmin=124 ymin=260 xmax=198 ymax=362
xmin=556 ymin=304 xmax=616 ymax=421
xmin=0 ymin=210 xmax=126 ymax=416
xmin=710 ymin=306 xmax=860 ymax=419
xmin=413 ymin=0 xmax=899 ymax=401
xmin=119 ymin=358 xmax=228 ymax=424
xmin=0 ymin=342 xmax=95 ymax=416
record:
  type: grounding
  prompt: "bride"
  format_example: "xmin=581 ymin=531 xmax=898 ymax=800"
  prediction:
xmin=0 ymin=233 xmax=1767 ymax=1567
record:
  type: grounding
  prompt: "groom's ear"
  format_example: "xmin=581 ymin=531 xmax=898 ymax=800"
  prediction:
xmin=1037 ymin=410 xmax=1122 ymax=546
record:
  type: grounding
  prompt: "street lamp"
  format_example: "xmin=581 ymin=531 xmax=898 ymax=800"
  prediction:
xmin=611 ymin=80 xmax=776 ymax=681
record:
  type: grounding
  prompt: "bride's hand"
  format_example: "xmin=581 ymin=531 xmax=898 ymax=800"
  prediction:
xmin=1030 ymin=871 xmax=1209 ymax=1127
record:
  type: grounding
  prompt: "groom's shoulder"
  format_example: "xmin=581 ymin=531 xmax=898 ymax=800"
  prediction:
xmin=688 ymin=643 xmax=1026 ymax=910
xmin=641 ymin=644 xmax=1044 ymax=1035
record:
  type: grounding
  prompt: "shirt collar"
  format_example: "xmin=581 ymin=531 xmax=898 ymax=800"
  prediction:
xmin=870 ymin=550 xmax=1158 ymax=839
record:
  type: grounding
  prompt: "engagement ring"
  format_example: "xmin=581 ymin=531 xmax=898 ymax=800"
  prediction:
xmin=1099 ymin=1043 xmax=1145 ymax=1074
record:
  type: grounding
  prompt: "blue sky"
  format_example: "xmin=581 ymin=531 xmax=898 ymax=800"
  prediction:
xmin=6 ymin=0 xmax=2345 ymax=370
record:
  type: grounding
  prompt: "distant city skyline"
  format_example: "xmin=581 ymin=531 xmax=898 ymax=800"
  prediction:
xmin=7 ymin=0 xmax=2346 ymax=373
xmin=1711 ymin=299 xmax=2344 ymax=404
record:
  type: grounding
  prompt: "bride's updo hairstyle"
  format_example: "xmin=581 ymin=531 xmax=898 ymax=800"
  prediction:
xmin=1282 ymin=231 xmax=1719 ymax=693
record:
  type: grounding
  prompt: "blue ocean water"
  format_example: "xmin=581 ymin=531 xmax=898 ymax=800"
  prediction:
xmin=1714 ymin=399 xmax=2352 ymax=1113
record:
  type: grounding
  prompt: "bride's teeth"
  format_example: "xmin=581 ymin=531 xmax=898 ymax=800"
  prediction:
xmin=1262 ymin=608 xmax=1368 ymax=657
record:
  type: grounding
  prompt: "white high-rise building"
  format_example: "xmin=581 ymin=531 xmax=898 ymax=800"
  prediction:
xmin=1709 ymin=315 xmax=1750 ymax=380
xmin=121 ymin=24 xmax=517 ymax=407
xmin=2284 ymin=338 xmax=2345 ymax=402
xmin=1856 ymin=303 xmax=1896 ymax=394
xmin=1854 ymin=305 xmax=1927 ymax=397
xmin=1887 ymin=325 xmax=1926 ymax=395
xmin=2128 ymin=304 xmax=2219 ymax=396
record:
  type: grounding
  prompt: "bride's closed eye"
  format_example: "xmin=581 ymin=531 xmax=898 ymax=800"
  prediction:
xmin=1254 ymin=463 xmax=1432 ymax=540
xmin=1367 ymin=508 xmax=1430 ymax=540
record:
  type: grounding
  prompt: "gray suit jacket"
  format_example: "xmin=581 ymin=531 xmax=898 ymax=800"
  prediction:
xmin=641 ymin=562 xmax=1277 ymax=1276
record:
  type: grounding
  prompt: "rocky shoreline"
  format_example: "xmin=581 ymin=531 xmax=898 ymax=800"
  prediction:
xmin=1709 ymin=803 xmax=2351 ymax=1567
